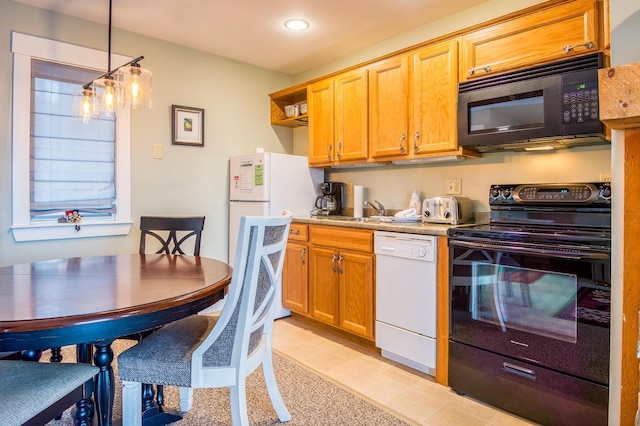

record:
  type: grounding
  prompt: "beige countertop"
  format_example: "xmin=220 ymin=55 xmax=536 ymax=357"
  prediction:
xmin=293 ymin=215 xmax=473 ymax=236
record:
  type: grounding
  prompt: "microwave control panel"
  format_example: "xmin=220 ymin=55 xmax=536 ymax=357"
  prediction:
xmin=489 ymin=182 xmax=611 ymax=205
xmin=562 ymin=70 xmax=599 ymax=124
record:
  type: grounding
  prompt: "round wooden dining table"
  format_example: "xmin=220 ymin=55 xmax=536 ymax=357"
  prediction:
xmin=0 ymin=254 xmax=232 ymax=426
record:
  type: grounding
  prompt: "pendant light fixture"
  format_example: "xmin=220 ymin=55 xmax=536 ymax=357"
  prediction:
xmin=76 ymin=0 xmax=152 ymax=122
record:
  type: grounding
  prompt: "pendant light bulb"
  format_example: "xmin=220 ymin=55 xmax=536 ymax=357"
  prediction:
xmin=81 ymin=89 xmax=93 ymax=123
xmin=130 ymin=65 xmax=141 ymax=100
xmin=118 ymin=62 xmax=152 ymax=109
xmin=102 ymin=77 xmax=116 ymax=117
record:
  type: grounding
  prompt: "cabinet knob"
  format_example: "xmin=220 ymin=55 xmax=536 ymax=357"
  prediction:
xmin=413 ymin=131 xmax=420 ymax=152
xmin=399 ymin=133 xmax=406 ymax=154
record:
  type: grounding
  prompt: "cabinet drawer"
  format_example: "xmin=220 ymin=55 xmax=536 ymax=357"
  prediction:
xmin=309 ymin=225 xmax=373 ymax=252
xmin=288 ymin=223 xmax=309 ymax=242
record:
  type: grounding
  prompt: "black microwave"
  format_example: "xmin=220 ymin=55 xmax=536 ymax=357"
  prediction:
xmin=457 ymin=54 xmax=607 ymax=152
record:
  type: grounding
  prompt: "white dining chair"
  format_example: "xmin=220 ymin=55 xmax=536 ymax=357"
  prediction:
xmin=118 ymin=210 xmax=293 ymax=426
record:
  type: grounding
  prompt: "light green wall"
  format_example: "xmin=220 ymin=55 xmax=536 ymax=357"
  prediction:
xmin=0 ymin=0 xmax=295 ymax=266
xmin=327 ymin=146 xmax=611 ymax=213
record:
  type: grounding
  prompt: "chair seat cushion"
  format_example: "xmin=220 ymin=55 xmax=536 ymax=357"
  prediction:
xmin=0 ymin=360 xmax=98 ymax=425
xmin=118 ymin=314 xmax=218 ymax=387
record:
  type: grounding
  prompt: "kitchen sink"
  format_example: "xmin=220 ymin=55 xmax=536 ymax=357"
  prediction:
xmin=315 ymin=216 xmax=372 ymax=222
xmin=337 ymin=217 xmax=371 ymax=222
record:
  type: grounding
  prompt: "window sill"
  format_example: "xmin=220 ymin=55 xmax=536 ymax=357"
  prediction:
xmin=11 ymin=221 xmax=133 ymax=242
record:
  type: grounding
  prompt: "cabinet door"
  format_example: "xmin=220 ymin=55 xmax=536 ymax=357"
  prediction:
xmin=410 ymin=39 xmax=459 ymax=154
xmin=282 ymin=242 xmax=309 ymax=314
xmin=334 ymin=69 xmax=369 ymax=162
xmin=460 ymin=0 xmax=599 ymax=80
xmin=308 ymin=79 xmax=335 ymax=166
xmin=309 ymin=246 xmax=339 ymax=326
xmin=369 ymin=56 xmax=410 ymax=159
xmin=338 ymin=251 xmax=374 ymax=339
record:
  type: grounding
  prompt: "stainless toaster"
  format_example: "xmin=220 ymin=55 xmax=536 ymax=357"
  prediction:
xmin=422 ymin=196 xmax=474 ymax=225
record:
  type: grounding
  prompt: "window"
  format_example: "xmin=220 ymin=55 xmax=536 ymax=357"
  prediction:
xmin=31 ymin=60 xmax=117 ymax=220
xmin=11 ymin=32 xmax=132 ymax=241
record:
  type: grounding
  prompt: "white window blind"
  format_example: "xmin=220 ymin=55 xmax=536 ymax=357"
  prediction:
xmin=30 ymin=59 xmax=117 ymax=218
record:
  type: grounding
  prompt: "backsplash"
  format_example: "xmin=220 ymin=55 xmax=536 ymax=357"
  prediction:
xmin=323 ymin=145 xmax=611 ymax=214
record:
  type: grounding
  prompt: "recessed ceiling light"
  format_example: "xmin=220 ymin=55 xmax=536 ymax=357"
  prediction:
xmin=284 ymin=19 xmax=310 ymax=31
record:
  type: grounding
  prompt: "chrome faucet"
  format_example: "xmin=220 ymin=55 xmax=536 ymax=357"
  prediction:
xmin=367 ymin=200 xmax=385 ymax=216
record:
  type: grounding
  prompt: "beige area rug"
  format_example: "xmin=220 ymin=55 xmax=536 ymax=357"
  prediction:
xmin=45 ymin=340 xmax=411 ymax=425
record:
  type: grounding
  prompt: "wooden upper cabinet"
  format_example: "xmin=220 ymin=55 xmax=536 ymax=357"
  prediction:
xmin=370 ymin=38 xmax=459 ymax=159
xmin=411 ymin=39 xmax=459 ymax=153
xmin=308 ymin=78 xmax=335 ymax=166
xmin=369 ymin=55 xmax=410 ymax=158
xmin=308 ymin=68 xmax=368 ymax=166
xmin=334 ymin=68 xmax=369 ymax=163
xmin=460 ymin=0 xmax=599 ymax=81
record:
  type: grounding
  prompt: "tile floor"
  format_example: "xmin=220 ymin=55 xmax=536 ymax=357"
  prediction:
xmin=271 ymin=317 xmax=539 ymax=426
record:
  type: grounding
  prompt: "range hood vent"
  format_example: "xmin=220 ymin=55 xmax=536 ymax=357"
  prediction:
xmin=330 ymin=162 xmax=388 ymax=169
xmin=391 ymin=148 xmax=482 ymax=164
xmin=392 ymin=155 xmax=466 ymax=165
xmin=473 ymin=134 xmax=609 ymax=153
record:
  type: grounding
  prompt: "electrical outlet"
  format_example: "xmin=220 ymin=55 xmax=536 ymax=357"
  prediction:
xmin=446 ymin=179 xmax=462 ymax=195
xmin=345 ymin=182 xmax=353 ymax=195
xmin=599 ymin=173 xmax=611 ymax=182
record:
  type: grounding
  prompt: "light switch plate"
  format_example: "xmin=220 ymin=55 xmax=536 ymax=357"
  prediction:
xmin=152 ymin=144 xmax=163 ymax=159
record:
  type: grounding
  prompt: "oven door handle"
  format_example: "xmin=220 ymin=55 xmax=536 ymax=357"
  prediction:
xmin=450 ymin=239 xmax=610 ymax=260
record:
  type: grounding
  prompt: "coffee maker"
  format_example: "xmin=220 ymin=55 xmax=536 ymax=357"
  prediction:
xmin=314 ymin=182 xmax=344 ymax=216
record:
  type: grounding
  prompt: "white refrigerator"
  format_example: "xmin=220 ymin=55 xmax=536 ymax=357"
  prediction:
xmin=229 ymin=152 xmax=323 ymax=318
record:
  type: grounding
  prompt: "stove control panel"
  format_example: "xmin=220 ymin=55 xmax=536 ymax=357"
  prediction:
xmin=489 ymin=182 xmax=611 ymax=205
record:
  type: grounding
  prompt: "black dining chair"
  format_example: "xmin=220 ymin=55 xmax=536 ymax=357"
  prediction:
xmin=129 ymin=215 xmax=206 ymax=341
xmin=0 ymin=360 xmax=98 ymax=426
xmin=139 ymin=216 xmax=205 ymax=256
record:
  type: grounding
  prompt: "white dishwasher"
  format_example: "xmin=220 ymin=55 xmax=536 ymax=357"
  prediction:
xmin=374 ymin=231 xmax=437 ymax=376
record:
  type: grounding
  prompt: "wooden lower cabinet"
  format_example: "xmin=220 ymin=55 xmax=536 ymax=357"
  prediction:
xmin=337 ymin=251 xmax=374 ymax=338
xmin=282 ymin=223 xmax=310 ymax=314
xmin=282 ymin=241 xmax=309 ymax=314
xmin=308 ymin=225 xmax=375 ymax=340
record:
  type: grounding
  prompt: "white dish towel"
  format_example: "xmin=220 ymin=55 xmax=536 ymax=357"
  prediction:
xmin=395 ymin=208 xmax=418 ymax=218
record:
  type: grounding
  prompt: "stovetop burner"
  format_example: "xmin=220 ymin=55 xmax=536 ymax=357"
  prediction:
xmin=449 ymin=223 xmax=611 ymax=250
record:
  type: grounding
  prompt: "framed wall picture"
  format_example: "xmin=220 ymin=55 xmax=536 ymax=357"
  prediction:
xmin=172 ymin=105 xmax=204 ymax=147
